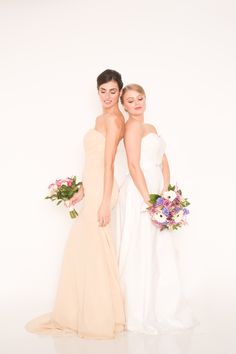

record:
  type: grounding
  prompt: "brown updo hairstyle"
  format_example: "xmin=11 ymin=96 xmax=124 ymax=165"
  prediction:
xmin=97 ymin=69 xmax=123 ymax=91
xmin=120 ymin=84 xmax=146 ymax=105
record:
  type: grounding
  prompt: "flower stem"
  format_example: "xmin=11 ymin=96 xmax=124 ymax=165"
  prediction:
xmin=69 ymin=208 xmax=78 ymax=219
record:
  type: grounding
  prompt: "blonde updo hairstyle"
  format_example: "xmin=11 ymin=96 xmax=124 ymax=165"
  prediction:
xmin=120 ymin=84 xmax=146 ymax=105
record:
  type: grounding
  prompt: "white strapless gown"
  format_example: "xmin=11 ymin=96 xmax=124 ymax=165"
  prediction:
xmin=115 ymin=133 xmax=198 ymax=334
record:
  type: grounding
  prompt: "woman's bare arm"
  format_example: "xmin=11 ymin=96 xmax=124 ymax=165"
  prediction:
xmin=97 ymin=115 xmax=122 ymax=226
xmin=124 ymin=122 xmax=151 ymax=204
xmin=161 ymin=153 xmax=170 ymax=192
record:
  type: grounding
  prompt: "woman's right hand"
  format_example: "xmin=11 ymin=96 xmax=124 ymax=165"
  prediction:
xmin=144 ymin=198 xmax=153 ymax=207
xmin=65 ymin=185 xmax=84 ymax=207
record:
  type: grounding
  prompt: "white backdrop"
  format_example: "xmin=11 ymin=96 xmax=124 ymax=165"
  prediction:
xmin=0 ymin=0 xmax=236 ymax=337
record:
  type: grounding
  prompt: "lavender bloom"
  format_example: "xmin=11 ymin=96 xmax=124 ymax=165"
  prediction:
xmin=162 ymin=207 xmax=169 ymax=216
xmin=155 ymin=197 xmax=164 ymax=206
xmin=183 ymin=208 xmax=190 ymax=215
xmin=174 ymin=207 xmax=181 ymax=213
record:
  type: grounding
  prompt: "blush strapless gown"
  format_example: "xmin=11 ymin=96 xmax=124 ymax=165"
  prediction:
xmin=25 ymin=129 xmax=125 ymax=339
xmin=115 ymin=132 xmax=198 ymax=334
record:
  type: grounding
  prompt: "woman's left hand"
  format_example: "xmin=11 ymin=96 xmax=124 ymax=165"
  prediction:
xmin=97 ymin=201 xmax=110 ymax=227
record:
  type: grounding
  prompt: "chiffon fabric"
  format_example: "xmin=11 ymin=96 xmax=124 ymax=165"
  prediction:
xmin=25 ymin=129 xmax=125 ymax=339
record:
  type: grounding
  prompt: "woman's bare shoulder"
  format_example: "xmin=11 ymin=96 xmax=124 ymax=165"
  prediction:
xmin=104 ymin=112 xmax=125 ymax=130
xmin=125 ymin=120 xmax=142 ymax=138
xmin=95 ymin=114 xmax=104 ymax=125
xmin=104 ymin=111 xmax=124 ymax=121
xmin=126 ymin=119 xmax=141 ymax=129
xmin=95 ymin=113 xmax=123 ymax=127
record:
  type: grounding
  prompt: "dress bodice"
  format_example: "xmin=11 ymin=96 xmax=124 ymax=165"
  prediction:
xmin=140 ymin=133 xmax=166 ymax=170
xmin=83 ymin=129 xmax=105 ymax=169
xmin=82 ymin=128 xmax=119 ymax=209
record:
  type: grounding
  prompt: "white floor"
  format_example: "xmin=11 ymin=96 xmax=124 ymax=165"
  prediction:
xmin=1 ymin=303 xmax=235 ymax=354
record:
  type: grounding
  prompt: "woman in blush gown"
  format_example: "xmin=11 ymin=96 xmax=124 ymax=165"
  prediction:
xmin=115 ymin=84 xmax=198 ymax=334
xmin=25 ymin=69 xmax=126 ymax=339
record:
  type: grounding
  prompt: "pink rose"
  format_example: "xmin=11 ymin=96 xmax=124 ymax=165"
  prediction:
xmin=56 ymin=179 xmax=62 ymax=187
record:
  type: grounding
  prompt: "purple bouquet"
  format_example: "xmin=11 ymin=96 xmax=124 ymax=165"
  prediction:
xmin=147 ymin=184 xmax=190 ymax=231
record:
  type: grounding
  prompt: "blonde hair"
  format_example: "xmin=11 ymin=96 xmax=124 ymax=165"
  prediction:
xmin=120 ymin=84 xmax=146 ymax=104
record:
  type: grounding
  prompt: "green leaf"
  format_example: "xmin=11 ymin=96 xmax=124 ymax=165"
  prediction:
xmin=149 ymin=194 xmax=158 ymax=203
xmin=181 ymin=199 xmax=190 ymax=207
xmin=168 ymin=184 xmax=175 ymax=191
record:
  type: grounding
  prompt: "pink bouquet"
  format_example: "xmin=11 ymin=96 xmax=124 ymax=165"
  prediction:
xmin=147 ymin=184 xmax=190 ymax=231
xmin=45 ymin=176 xmax=82 ymax=218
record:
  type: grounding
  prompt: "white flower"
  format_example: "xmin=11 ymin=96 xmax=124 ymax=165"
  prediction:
xmin=48 ymin=189 xmax=55 ymax=197
xmin=173 ymin=210 xmax=184 ymax=223
xmin=48 ymin=184 xmax=57 ymax=195
xmin=163 ymin=190 xmax=176 ymax=201
xmin=61 ymin=181 xmax=68 ymax=186
xmin=152 ymin=211 xmax=167 ymax=223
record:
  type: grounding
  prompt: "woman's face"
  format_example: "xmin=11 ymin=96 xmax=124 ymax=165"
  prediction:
xmin=98 ymin=80 xmax=120 ymax=109
xmin=122 ymin=90 xmax=146 ymax=115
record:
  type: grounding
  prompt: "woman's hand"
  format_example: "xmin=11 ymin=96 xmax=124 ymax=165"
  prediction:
xmin=97 ymin=201 xmax=110 ymax=227
xmin=144 ymin=198 xmax=153 ymax=207
xmin=144 ymin=200 xmax=153 ymax=206
xmin=65 ymin=185 xmax=84 ymax=207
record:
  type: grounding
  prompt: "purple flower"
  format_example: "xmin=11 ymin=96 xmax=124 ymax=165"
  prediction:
xmin=183 ymin=208 xmax=189 ymax=215
xmin=162 ymin=207 xmax=169 ymax=216
xmin=155 ymin=197 xmax=164 ymax=206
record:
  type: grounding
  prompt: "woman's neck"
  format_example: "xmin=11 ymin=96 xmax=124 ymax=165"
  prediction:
xmin=128 ymin=114 xmax=144 ymax=123
xmin=102 ymin=104 xmax=120 ymax=115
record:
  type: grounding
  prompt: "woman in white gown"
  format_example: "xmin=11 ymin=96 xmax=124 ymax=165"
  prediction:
xmin=115 ymin=84 xmax=198 ymax=334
